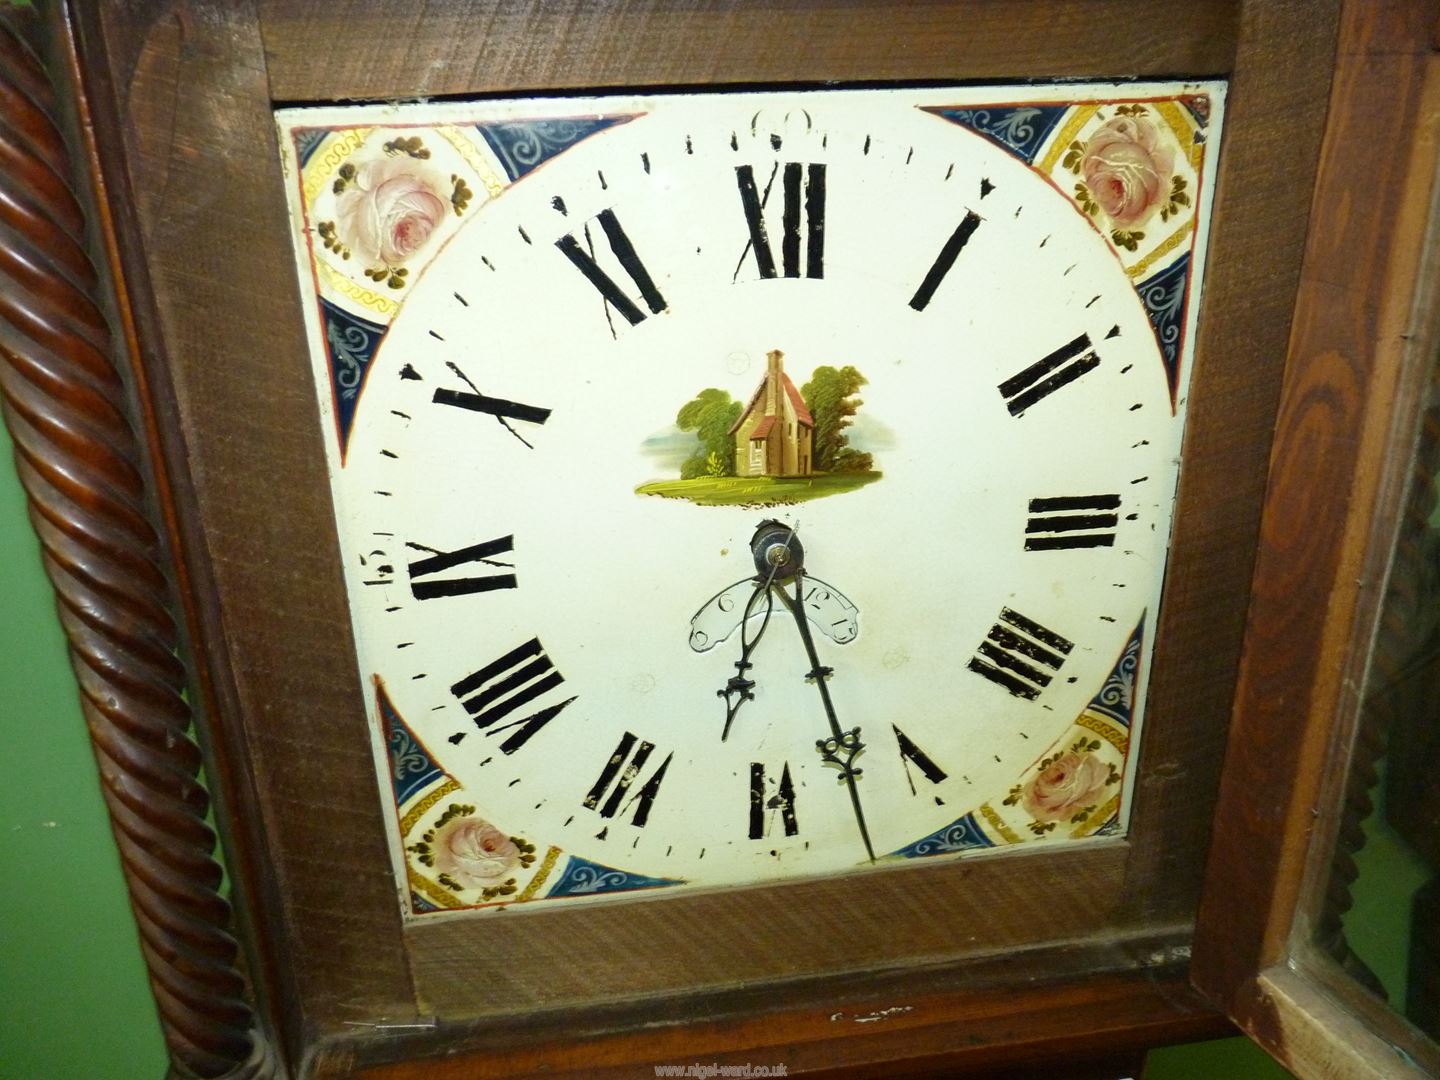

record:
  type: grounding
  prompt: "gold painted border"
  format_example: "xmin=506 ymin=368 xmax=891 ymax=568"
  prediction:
xmin=399 ymin=777 xmax=462 ymax=835
xmin=978 ymin=801 xmax=1023 ymax=845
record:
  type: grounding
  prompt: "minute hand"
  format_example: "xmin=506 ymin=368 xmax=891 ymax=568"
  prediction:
xmin=774 ymin=578 xmax=876 ymax=863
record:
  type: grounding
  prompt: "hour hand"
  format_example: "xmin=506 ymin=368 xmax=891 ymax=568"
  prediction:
xmin=717 ymin=582 xmax=775 ymax=742
xmin=718 ymin=662 xmax=757 ymax=738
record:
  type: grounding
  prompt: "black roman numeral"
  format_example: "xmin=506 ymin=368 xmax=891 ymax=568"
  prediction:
xmin=407 ymin=536 xmax=516 ymax=598
xmin=735 ymin=162 xmax=826 ymax=280
xmin=583 ymin=732 xmax=673 ymax=827
xmin=1025 ymin=495 xmax=1121 ymax=551
xmin=999 ymin=332 xmax=1101 ymax=417
xmin=450 ymin=638 xmax=574 ymax=754
xmin=893 ymin=725 xmax=947 ymax=792
xmin=968 ymin=608 xmax=1074 ymax=700
xmin=555 ymin=208 xmax=667 ymax=326
xmin=432 ymin=362 xmax=550 ymax=450
xmin=748 ymin=762 xmax=799 ymax=839
xmin=909 ymin=210 xmax=982 ymax=311
xmin=432 ymin=388 xmax=551 ymax=426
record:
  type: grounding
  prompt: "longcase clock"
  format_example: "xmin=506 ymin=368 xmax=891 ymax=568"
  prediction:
xmin=1 ymin=1 xmax=1436 ymax=1078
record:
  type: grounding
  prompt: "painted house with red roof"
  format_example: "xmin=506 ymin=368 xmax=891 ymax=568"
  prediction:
xmin=730 ymin=350 xmax=814 ymax=477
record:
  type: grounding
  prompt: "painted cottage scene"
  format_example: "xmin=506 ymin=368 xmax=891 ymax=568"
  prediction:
xmin=637 ymin=350 xmax=882 ymax=506
xmin=733 ymin=350 xmax=813 ymax=478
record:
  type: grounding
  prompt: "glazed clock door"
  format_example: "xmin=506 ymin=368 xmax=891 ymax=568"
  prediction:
xmin=1191 ymin=2 xmax=1440 ymax=1078
xmin=276 ymin=82 xmax=1222 ymax=916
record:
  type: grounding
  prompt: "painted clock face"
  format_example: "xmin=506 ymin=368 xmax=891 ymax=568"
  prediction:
xmin=277 ymin=82 xmax=1224 ymax=916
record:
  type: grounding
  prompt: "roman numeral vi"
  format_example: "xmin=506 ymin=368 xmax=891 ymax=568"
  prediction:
xmin=749 ymin=762 xmax=799 ymax=839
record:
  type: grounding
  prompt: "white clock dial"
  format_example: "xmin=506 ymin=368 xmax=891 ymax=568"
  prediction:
xmin=279 ymin=82 xmax=1224 ymax=913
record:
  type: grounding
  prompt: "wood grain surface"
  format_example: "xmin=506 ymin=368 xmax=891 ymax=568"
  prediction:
xmin=1192 ymin=0 xmax=1440 ymax=1074
xmin=1118 ymin=0 xmax=1340 ymax=929
xmin=40 ymin=0 xmax=1373 ymax=1074
xmin=0 ymin=4 xmax=271 ymax=1077
xmin=258 ymin=0 xmax=1242 ymax=103
xmin=70 ymin=1 xmax=420 ymax=1064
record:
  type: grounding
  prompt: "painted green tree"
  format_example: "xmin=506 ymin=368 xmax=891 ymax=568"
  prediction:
xmin=676 ymin=388 xmax=742 ymax=479
xmin=801 ymin=365 xmax=874 ymax=473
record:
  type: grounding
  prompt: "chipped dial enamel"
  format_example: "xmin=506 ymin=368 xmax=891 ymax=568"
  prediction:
xmin=287 ymin=87 xmax=1219 ymax=906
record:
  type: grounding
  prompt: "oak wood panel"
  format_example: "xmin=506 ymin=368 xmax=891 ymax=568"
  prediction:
xmin=73 ymin=0 xmax=419 ymax=1056
xmin=1251 ymin=962 xmax=1436 ymax=1080
xmin=330 ymin=955 xmax=1226 ymax=1077
xmin=411 ymin=844 xmax=1129 ymax=1016
xmin=1192 ymin=0 xmax=1440 ymax=1072
xmin=1289 ymin=945 xmax=1440 ymax=1077
xmin=1119 ymin=0 xmax=1340 ymax=927
xmin=258 ymin=0 xmax=1242 ymax=103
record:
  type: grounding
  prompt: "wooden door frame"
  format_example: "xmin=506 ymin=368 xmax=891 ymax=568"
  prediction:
xmin=1190 ymin=2 xmax=1440 ymax=1076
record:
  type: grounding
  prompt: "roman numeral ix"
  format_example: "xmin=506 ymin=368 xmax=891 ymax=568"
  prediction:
xmin=735 ymin=162 xmax=826 ymax=280
xmin=1025 ymin=495 xmax=1121 ymax=551
xmin=556 ymin=208 xmax=668 ymax=327
xmin=968 ymin=608 xmax=1074 ymax=700
xmin=432 ymin=361 xmax=550 ymax=450
xmin=584 ymin=732 xmax=673 ymax=827
xmin=749 ymin=762 xmax=799 ymax=839
xmin=999 ymin=332 xmax=1101 ymax=417
xmin=407 ymin=535 xmax=516 ymax=599
xmin=432 ymin=388 xmax=551 ymax=426
xmin=450 ymin=638 xmax=575 ymax=754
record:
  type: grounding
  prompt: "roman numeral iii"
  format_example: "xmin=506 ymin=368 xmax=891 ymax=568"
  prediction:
xmin=555 ymin=208 xmax=667 ymax=326
xmin=1025 ymin=495 xmax=1121 ymax=551
xmin=584 ymin=732 xmax=673 ymax=827
xmin=734 ymin=162 xmax=826 ymax=280
xmin=749 ymin=762 xmax=799 ymax=839
xmin=999 ymin=332 xmax=1101 ymax=416
xmin=407 ymin=535 xmax=516 ymax=598
xmin=450 ymin=638 xmax=575 ymax=754
xmin=968 ymin=608 xmax=1074 ymax=700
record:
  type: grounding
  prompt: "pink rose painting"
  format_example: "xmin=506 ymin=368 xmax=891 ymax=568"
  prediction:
xmin=337 ymin=155 xmax=448 ymax=265
xmin=1004 ymin=738 xmax=1120 ymax=834
xmin=1080 ymin=116 xmax=1174 ymax=228
xmin=407 ymin=803 xmax=538 ymax=901
xmin=431 ymin=817 xmax=521 ymax=887
xmin=1063 ymin=106 xmax=1189 ymax=249
xmin=319 ymin=136 xmax=471 ymax=289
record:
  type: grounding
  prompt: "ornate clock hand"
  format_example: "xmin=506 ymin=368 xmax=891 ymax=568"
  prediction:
xmin=717 ymin=581 xmax=773 ymax=741
xmin=714 ymin=521 xmax=803 ymax=741
xmin=773 ymin=567 xmax=877 ymax=865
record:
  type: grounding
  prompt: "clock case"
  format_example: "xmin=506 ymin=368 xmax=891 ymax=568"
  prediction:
xmin=0 ymin=0 xmax=1431 ymax=1077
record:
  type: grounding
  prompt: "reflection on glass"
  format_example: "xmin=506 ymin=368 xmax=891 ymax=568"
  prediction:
xmin=1329 ymin=360 xmax=1440 ymax=1042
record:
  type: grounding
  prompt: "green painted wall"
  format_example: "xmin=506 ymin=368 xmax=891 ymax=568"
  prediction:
xmin=0 ymin=429 xmax=169 ymax=1076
